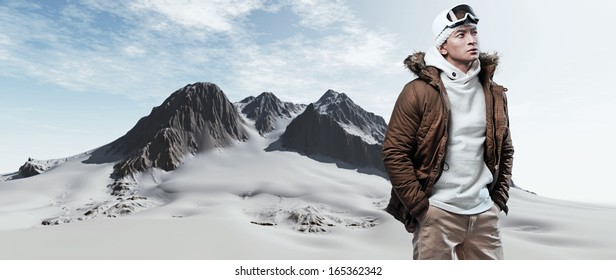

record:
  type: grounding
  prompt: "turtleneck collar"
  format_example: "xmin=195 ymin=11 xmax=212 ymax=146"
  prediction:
xmin=424 ymin=46 xmax=481 ymax=84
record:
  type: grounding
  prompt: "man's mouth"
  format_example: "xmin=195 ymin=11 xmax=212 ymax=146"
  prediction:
xmin=468 ymin=48 xmax=478 ymax=53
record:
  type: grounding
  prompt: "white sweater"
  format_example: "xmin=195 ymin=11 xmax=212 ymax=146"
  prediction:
xmin=424 ymin=47 xmax=494 ymax=215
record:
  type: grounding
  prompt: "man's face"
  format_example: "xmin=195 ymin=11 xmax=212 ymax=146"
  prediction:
xmin=438 ymin=25 xmax=479 ymax=71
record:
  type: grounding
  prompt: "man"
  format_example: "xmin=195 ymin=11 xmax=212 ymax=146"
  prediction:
xmin=382 ymin=3 xmax=513 ymax=260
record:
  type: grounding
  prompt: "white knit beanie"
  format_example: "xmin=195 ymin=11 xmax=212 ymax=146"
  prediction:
xmin=434 ymin=27 xmax=456 ymax=47
xmin=432 ymin=3 xmax=478 ymax=46
xmin=434 ymin=23 xmax=477 ymax=46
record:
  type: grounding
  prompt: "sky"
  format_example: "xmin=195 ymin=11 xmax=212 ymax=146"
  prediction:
xmin=1 ymin=0 xmax=615 ymax=204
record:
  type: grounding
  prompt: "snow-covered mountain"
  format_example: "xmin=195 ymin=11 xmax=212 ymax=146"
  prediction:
xmin=2 ymin=155 xmax=87 ymax=181
xmin=108 ymin=82 xmax=248 ymax=175
xmin=236 ymin=92 xmax=305 ymax=135
xmin=280 ymin=89 xmax=387 ymax=172
xmin=313 ymin=89 xmax=387 ymax=145
xmin=90 ymin=82 xmax=250 ymax=196
xmin=0 ymin=82 xmax=389 ymax=229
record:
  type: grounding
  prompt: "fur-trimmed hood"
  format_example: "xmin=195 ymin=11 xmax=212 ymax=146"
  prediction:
xmin=403 ymin=51 xmax=500 ymax=87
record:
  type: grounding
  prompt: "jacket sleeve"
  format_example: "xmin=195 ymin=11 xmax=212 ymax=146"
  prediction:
xmin=492 ymin=91 xmax=514 ymax=214
xmin=382 ymin=83 xmax=429 ymax=218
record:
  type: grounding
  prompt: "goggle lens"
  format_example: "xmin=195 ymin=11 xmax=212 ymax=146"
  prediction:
xmin=446 ymin=4 xmax=479 ymax=27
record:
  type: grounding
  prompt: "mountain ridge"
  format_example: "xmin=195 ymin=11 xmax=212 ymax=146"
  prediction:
xmin=278 ymin=89 xmax=387 ymax=172
xmin=236 ymin=92 xmax=306 ymax=135
xmin=102 ymin=82 xmax=249 ymax=195
xmin=6 ymin=82 xmax=387 ymax=184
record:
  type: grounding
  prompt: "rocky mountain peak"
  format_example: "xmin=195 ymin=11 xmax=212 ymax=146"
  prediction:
xmin=279 ymin=90 xmax=387 ymax=173
xmin=106 ymin=82 xmax=248 ymax=188
xmin=315 ymin=89 xmax=349 ymax=105
xmin=238 ymin=92 xmax=305 ymax=135
xmin=311 ymin=90 xmax=387 ymax=144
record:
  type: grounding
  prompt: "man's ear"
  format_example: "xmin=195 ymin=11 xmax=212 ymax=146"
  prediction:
xmin=438 ymin=44 xmax=448 ymax=56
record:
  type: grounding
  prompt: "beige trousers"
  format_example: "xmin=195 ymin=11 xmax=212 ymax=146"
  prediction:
xmin=412 ymin=204 xmax=503 ymax=260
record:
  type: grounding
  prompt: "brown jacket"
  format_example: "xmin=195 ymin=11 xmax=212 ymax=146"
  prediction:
xmin=382 ymin=52 xmax=514 ymax=233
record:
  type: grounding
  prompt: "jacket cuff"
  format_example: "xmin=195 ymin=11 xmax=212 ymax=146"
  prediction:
xmin=409 ymin=195 xmax=430 ymax=219
xmin=494 ymin=201 xmax=508 ymax=215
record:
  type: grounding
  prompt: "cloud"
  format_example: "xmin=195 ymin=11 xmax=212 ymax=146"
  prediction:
xmin=0 ymin=0 xmax=404 ymax=117
xmin=0 ymin=2 xmax=214 ymax=97
xmin=0 ymin=34 xmax=11 ymax=60
xmin=123 ymin=45 xmax=147 ymax=57
xmin=288 ymin=0 xmax=357 ymax=29
xmin=225 ymin=0 xmax=402 ymax=112
xmin=130 ymin=0 xmax=265 ymax=32
xmin=230 ymin=29 xmax=399 ymax=99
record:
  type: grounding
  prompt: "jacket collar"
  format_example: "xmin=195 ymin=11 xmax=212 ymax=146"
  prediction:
xmin=404 ymin=51 xmax=500 ymax=88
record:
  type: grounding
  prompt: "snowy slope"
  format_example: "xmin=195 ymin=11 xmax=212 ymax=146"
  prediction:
xmin=1 ymin=120 xmax=616 ymax=259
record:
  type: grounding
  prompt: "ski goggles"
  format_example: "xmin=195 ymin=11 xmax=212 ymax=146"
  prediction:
xmin=446 ymin=4 xmax=479 ymax=28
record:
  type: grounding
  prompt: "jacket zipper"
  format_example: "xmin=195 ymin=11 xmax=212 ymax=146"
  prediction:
xmin=430 ymin=81 xmax=450 ymax=190
xmin=490 ymin=84 xmax=499 ymax=189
